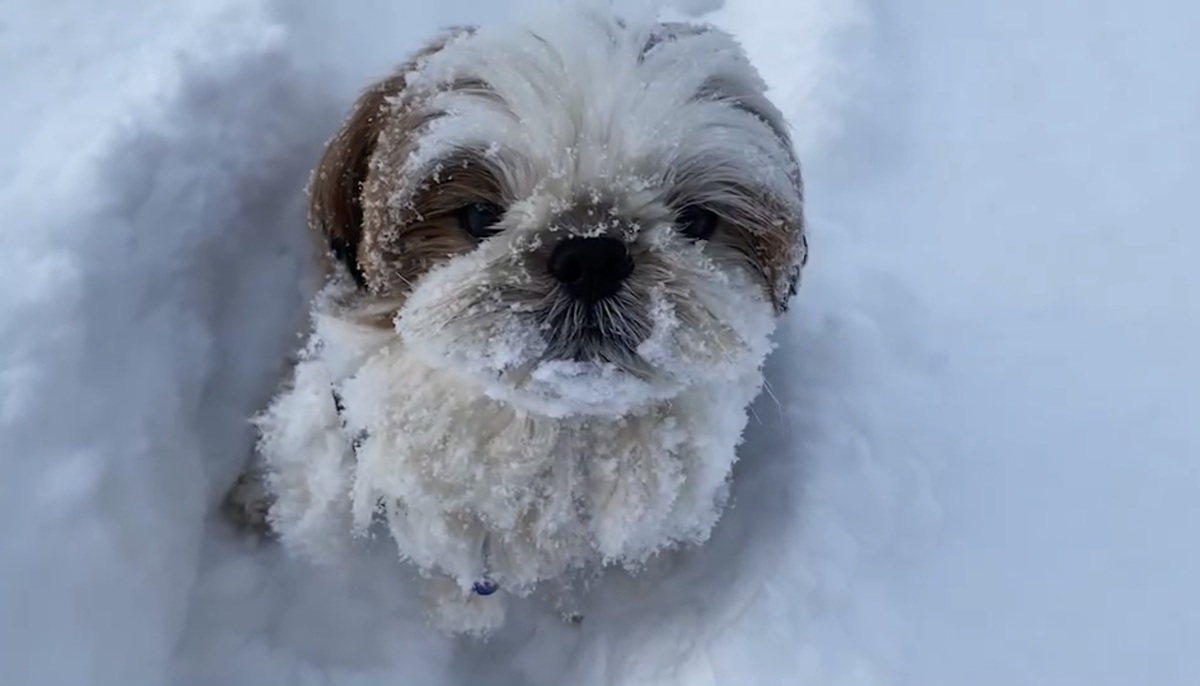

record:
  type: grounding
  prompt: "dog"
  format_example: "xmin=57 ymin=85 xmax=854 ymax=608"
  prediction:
xmin=225 ymin=7 xmax=807 ymax=636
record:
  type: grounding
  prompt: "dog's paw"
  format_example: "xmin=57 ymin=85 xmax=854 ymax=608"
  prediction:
xmin=219 ymin=468 xmax=276 ymax=543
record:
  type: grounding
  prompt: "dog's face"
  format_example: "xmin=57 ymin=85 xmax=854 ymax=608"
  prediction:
xmin=309 ymin=13 xmax=806 ymax=416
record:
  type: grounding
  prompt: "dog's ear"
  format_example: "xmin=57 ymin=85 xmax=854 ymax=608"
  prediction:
xmin=306 ymin=28 xmax=475 ymax=290
xmin=306 ymin=75 xmax=401 ymax=290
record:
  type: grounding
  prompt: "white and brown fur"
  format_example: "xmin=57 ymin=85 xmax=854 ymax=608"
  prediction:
xmin=226 ymin=8 xmax=808 ymax=636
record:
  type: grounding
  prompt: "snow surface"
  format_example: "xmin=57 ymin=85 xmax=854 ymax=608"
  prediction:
xmin=1 ymin=0 xmax=1197 ymax=684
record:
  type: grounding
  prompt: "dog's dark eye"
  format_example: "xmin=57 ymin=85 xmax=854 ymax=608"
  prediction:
xmin=675 ymin=206 xmax=719 ymax=240
xmin=456 ymin=202 xmax=505 ymax=239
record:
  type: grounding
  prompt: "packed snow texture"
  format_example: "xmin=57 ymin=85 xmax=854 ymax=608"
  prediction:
xmin=1 ymin=0 xmax=1197 ymax=684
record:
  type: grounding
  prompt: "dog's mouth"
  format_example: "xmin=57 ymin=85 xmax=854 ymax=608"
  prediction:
xmin=537 ymin=295 xmax=653 ymax=370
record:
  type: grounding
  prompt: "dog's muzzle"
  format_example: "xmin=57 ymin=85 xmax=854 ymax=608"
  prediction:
xmin=538 ymin=235 xmax=651 ymax=365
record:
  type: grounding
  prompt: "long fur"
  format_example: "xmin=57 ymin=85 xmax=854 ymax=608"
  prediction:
xmin=239 ymin=7 xmax=808 ymax=636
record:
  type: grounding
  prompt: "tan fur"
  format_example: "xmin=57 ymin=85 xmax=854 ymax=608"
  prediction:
xmin=719 ymin=194 xmax=807 ymax=312
xmin=306 ymin=27 xmax=495 ymax=313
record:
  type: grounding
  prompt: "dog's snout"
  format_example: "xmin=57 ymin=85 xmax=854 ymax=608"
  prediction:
xmin=547 ymin=236 xmax=633 ymax=302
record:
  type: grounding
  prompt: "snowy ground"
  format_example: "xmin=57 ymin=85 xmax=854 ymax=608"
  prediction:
xmin=2 ymin=0 xmax=1198 ymax=684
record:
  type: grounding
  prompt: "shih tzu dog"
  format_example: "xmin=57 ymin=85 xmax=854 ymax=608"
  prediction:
xmin=227 ymin=7 xmax=807 ymax=636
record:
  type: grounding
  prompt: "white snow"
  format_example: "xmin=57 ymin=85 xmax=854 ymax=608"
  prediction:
xmin=1 ymin=0 xmax=1197 ymax=684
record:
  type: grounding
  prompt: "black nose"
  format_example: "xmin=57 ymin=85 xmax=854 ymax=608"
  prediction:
xmin=547 ymin=236 xmax=634 ymax=302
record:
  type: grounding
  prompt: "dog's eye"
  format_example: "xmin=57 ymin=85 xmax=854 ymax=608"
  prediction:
xmin=675 ymin=206 xmax=719 ymax=240
xmin=457 ymin=202 xmax=505 ymax=239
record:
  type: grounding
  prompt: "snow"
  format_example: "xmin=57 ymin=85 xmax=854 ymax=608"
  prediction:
xmin=1 ymin=0 xmax=1196 ymax=683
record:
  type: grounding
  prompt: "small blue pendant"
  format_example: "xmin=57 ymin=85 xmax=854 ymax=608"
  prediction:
xmin=472 ymin=579 xmax=499 ymax=596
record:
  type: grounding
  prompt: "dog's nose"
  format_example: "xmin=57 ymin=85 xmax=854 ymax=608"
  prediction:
xmin=547 ymin=236 xmax=634 ymax=302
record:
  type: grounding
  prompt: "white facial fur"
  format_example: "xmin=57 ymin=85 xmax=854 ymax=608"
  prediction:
xmin=256 ymin=8 xmax=804 ymax=635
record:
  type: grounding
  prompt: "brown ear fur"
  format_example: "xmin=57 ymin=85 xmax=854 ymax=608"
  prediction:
xmin=305 ymin=28 xmax=475 ymax=290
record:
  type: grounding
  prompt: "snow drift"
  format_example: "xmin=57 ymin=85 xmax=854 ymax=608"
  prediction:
xmin=0 ymin=3 xmax=333 ymax=683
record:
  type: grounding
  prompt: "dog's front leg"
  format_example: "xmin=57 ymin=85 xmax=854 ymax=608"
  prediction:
xmin=220 ymin=342 xmax=360 ymax=561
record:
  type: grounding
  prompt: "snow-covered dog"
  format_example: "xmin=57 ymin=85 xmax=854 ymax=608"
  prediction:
xmin=227 ymin=8 xmax=807 ymax=636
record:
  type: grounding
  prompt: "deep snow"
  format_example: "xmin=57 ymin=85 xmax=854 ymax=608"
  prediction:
xmin=1 ymin=0 xmax=1197 ymax=685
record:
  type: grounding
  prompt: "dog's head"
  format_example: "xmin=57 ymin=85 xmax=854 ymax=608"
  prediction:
xmin=309 ymin=11 xmax=806 ymax=416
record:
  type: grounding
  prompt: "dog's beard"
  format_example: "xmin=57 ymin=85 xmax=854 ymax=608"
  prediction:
xmin=328 ymin=229 xmax=779 ymax=594
xmin=337 ymin=343 xmax=756 ymax=594
xmin=537 ymin=292 xmax=651 ymax=373
xmin=332 ymin=250 xmax=776 ymax=594
xmin=256 ymin=227 xmax=781 ymax=599
xmin=396 ymin=226 xmax=777 ymax=418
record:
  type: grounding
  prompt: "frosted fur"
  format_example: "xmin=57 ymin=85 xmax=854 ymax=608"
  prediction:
xmin=396 ymin=223 xmax=777 ymax=417
xmin=259 ymin=264 xmax=775 ymax=632
xmin=256 ymin=9 xmax=803 ymax=635
xmin=397 ymin=12 xmax=801 ymax=223
xmin=254 ymin=307 xmax=393 ymax=563
xmin=349 ymin=259 xmax=774 ymax=585
xmin=390 ymin=8 xmax=807 ymax=313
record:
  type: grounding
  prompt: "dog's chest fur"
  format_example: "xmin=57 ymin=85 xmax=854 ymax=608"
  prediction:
xmin=258 ymin=308 xmax=765 ymax=598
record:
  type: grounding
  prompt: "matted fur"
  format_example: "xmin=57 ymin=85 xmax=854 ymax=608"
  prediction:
xmin=240 ymin=7 xmax=808 ymax=636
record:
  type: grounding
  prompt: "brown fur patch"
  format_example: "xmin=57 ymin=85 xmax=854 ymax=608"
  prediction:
xmin=665 ymin=177 xmax=805 ymax=313
xmin=305 ymin=26 xmax=502 ymax=319
xmin=361 ymin=150 xmax=505 ymax=299
xmin=684 ymin=62 xmax=807 ymax=312
xmin=722 ymin=193 xmax=806 ymax=313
